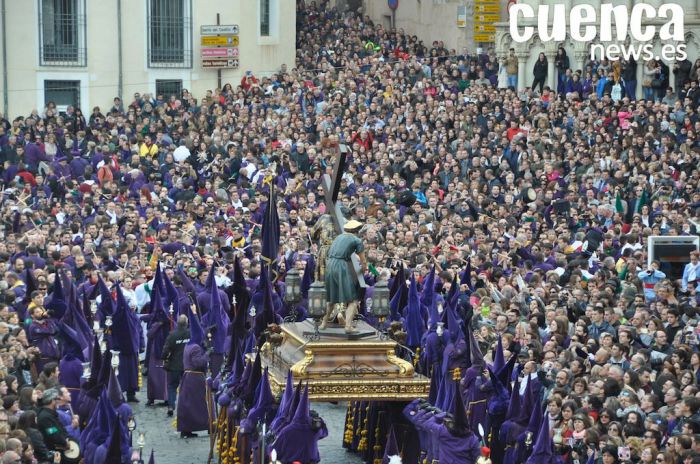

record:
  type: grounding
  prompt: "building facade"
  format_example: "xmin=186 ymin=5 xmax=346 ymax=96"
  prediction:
xmin=359 ymin=0 xmax=500 ymax=52
xmin=494 ymin=0 xmax=700 ymax=93
xmin=0 ymin=0 xmax=295 ymax=117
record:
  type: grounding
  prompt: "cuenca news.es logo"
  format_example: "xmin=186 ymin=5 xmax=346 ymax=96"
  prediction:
xmin=509 ymin=3 xmax=687 ymax=62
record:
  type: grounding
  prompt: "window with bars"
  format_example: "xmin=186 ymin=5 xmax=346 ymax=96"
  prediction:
xmin=260 ymin=0 xmax=271 ymax=36
xmin=155 ymin=79 xmax=182 ymax=99
xmin=44 ymin=80 xmax=81 ymax=113
xmin=148 ymin=0 xmax=192 ymax=68
xmin=38 ymin=0 xmax=87 ymax=66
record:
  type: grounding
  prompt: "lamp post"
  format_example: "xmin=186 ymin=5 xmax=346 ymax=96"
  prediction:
xmin=306 ymin=280 xmax=327 ymax=341
xmin=127 ymin=416 xmax=136 ymax=446
xmin=111 ymin=350 xmax=120 ymax=377
xmin=283 ymin=268 xmax=301 ymax=323
xmin=368 ymin=278 xmax=390 ymax=339
xmin=137 ymin=432 xmax=145 ymax=463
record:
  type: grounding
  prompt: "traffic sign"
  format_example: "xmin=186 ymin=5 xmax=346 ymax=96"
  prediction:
xmin=475 ymin=14 xmax=500 ymax=22
xmin=201 ymin=47 xmax=239 ymax=58
xmin=388 ymin=0 xmax=398 ymax=10
xmin=201 ymin=24 xmax=239 ymax=35
xmin=475 ymin=4 xmax=500 ymax=13
xmin=201 ymin=58 xmax=239 ymax=68
xmin=201 ymin=35 xmax=239 ymax=46
xmin=474 ymin=33 xmax=496 ymax=42
xmin=474 ymin=24 xmax=496 ymax=32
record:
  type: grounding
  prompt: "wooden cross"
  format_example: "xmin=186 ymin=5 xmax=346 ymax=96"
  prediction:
xmin=321 ymin=144 xmax=367 ymax=289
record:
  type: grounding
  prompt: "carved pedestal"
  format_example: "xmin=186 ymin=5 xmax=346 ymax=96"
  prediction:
xmin=260 ymin=320 xmax=430 ymax=401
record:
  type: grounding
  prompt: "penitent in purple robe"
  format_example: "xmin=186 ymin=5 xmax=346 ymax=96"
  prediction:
xmin=146 ymin=355 xmax=168 ymax=402
xmin=59 ymin=356 xmax=83 ymax=409
xmin=176 ymin=344 xmax=209 ymax=433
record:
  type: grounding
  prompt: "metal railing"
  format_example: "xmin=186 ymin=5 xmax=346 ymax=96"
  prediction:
xmin=38 ymin=0 xmax=87 ymax=67
xmin=148 ymin=0 xmax=192 ymax=68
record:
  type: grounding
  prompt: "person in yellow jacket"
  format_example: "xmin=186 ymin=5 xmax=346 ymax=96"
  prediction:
xmin=139 ymin=135 xmax=159 ymax=158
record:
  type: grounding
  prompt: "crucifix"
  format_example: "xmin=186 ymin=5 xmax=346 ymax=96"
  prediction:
xmin=320 ymin=143 xmax=367 ymax=289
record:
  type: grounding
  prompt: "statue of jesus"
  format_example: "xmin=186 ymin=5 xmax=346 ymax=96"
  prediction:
xmin=321 ymin=220 xmax=366 ymax=334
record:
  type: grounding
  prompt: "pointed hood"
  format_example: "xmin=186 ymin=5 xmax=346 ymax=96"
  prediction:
xmin=254 ymin=265 xmax=279 ymax=337
xmin=242 ymin=367 xmax=276 ymax=430
xmin=270 ymin=370 xmax=294 ymax=431
xmin=97 ymin=349 xmax=112 ymax=389
xmin=525 ymin=389 xmax=543 ymax=434
xmin=105 ymin=411 xmax=124 ymax=464
xmin=176 ymin=267 xmax=197 ymax=298
xmin=203 ymin=279 xmax=229 ymax=354
xmin=467 ymin=320 xmax=485 ymax=366
xmin=497 ymin=351 xmax=518 ymax=390
xmin=261 ymin=180 xmax=280 ymax=265
xmin=525 ymin=406 xmax=553 ymax=464
xmin=205 ymin=260 xmax=218 ymax=296
xmin=486 ymin=365 xmax=510 ymax=416
xmin=107 ymin=365 xmax=124 ymax=407
xmin=23 ymin=269 xmax=38 ymax=304
xmin=389 ymin=263 xmax=404 ymax=300
xmin=492 ymin=335 xmax=505 ymax=374
xmin=187 ymin=304 xmax=204 ymax=347
xmin=58 ymin=321 xmax=85 ymax=361
xmin=148 ymin=449 xmax=155 ymax=464
xmin=87 ymin=336 xmax=102 ymax=387
xmin=292 ymin=383 xmax=310 ymax=425
xmin=300 ymin=255 xmax=315 ymax=299
xmin=443 ymin=303 xmax=463 ymax=344
xmin=445 ymin=275 xmax=460 ymax=311
xmin=451 ymin=380 xmax=470 ymax=431
xmin=243 ymin=352 xmax=263 ymax=407
xmin=231 ymin=255 xmax=251 ymax=323
xmin=152 ymin=262 xmax=166 ymax=303
xmin=45 ymin=269 xmax=68 ymax=319
xmin=382 ymin=426 xmax=400 ymax=464
xmin=162 ymin=267 xmax=179 ymax=311
xmin=461 ymin=257 xmax=475 ymax=292
xmin=404 ymin=275 xmax=425 ymax=348
xmin=111 ymin=283 xmax=140 ymax=354
xmin=505 ymin=378 xmax=521 ymax=422
xmin=420 ymin=265 xmax=436 ymax=308
xmin=95 ymin=275 xmax=114 ymax=317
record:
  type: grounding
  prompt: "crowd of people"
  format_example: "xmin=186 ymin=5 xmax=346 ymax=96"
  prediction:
xmin=0 ymin=0 xmax=699 ymax=462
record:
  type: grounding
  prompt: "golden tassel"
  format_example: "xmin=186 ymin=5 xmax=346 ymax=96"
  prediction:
xmin=413 ymin=347 xmax=421 ymax=367
xmin=452 ymin=367 xmax=462 ymax=381
xmin=137 ymin=364 xmax=142 ymax=389
xmin=344 ymin=402 xmax=355 ymax=446
xmin=231 ymin=427 xmax=240 ymax=464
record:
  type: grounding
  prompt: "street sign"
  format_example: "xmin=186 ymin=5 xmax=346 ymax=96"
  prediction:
xmin=475 ymin=14 xmax=500 ymax=22
xmin=201 ymin=47 xmax=239 ymax=57
xmin=475 ymin=4 xmax=500 ymax=13
xmin=201 ymin=58 xmax=239 ymax=68
xmin=201 ymin=35 xmax=239 ymax=46
xmin=474 ymin=24 xmax=496 ymax=32
xmin=200 ymin=24 xmax=239 ymax=35
xmin=388 ymin=0 xmax=399 ymax=10
xmin=474 ymin=33 xmax=496 ymax=42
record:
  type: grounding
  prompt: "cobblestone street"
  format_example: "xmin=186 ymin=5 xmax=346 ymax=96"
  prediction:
xmin=132 ymin=391 xmax=363 ymax=463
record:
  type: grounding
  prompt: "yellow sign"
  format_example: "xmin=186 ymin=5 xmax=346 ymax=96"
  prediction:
xmin=474 ymin=33 xmax=496 ymax=42
xmin=201 ymin=35 xmax=239 ymax=46
xmin=475 ymin=4 xmax=500 ymax=12
xmin=474 ymin=24 xmax=496 ymax=32
xmin=475 ymin=14 xmax=500 ymax=22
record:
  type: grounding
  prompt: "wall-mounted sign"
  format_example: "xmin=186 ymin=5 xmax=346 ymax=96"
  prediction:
xmin=201 ymin=47 xmax=239 ymax=58
xmin=200 ymin=25 xmax=239 ymax=35
xmin=388 ymin=0 xmax=399 ymax=10
xmin=202 ymin=58 xmax=239 ymax=69
xmin=201 ymin=35 xmax=239 ymax=47
xmin=457 ymin=5 xmax=467 ymax=28
xmin=474 ymin=33 xmax=496 ymax=42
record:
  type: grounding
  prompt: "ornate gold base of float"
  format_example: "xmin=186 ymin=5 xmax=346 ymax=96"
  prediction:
xmin=259 ymin=320 xmax=430 ymax=401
